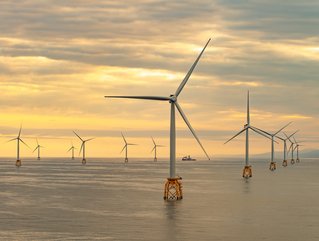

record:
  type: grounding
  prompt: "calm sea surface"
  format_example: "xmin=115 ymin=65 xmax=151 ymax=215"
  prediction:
xmin=1 ymin=157 xmax=318 ymax=241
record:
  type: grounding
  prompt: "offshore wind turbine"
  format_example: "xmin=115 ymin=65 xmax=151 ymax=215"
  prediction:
xmin=286 ymin=132 xmax=298 ymax=164
xmin=33 ymin=138 xmax=44 ymax=160
xmin=121 ymin=132 xmax=137 ymax=163
xmin=254 ymin=122 xmax=291 ymax=171
xmin=105 ymin=39 xmax=211 ymax=200
xmin=280 ymin=131 xmax=298 ymax=167
xmin=293 ymin=136 xmax=303 ymax=163
xmin=151 ymin=137 xmax=164 ymax=162
xmin=224 ymin=91 xmax=273 ymax=178
xmin=73 ymin=131 xmax=94 ymax=165
xmin=8 ymin=125 xmax=29 ymax=167
xmin=67 ymin=142 xmax=76 ymax=160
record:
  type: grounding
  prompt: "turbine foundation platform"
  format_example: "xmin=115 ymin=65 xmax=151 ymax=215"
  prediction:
xmin=296 ymin=158 xmax=300 ymax=163
xmin=124 ymin=158 xmax=128 ymax=163
xmin=242 ymin=165 xmax=252 ymax=178
xmin=82 ymin=159 xmax=86 ymax=165
xmin=154 ymin=157 xmax=157 ymax=162
xmin=291 ymin=159 xmax=295 ymax=165
xmin=16 ymin=160 xmax=22 ymax=167
xmin=269 ymin=162 xmax=276 ymax=171
xmin=164 ymin=177 xmax=183 ymax=201
xmin=282 ymin=160 xmax=288 ymax=167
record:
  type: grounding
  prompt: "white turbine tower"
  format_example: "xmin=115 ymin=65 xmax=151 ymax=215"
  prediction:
xmin=253 ymin=122 xmax=291 ymax=171
xmin=280 ymin=130 xmax=298 ymax=167
xmin=67 ymin=142 xmax=76 ymax=160
xmin=105 ymin=39 xmax=211 ymax=200
xmin=121 ymin=132 xmax=137 ymax=163
xmin=8 ymin=125 xmax=29 ymax=167
xmin=224 ymin=91 xmax=272 ymax=178
xmin=33 ymin=138 xmax=44 ymax=160
xmin=151 ymin=137 xmax=164 ymax=162
xmin=73 ymin=131 xmax=94 ymax=165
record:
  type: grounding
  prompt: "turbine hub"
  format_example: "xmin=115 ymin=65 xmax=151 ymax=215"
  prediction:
xmin=169 ymin=95 xmax=177 ymax=103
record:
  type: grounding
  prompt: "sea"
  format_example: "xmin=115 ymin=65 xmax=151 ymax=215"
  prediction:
xmin=0 ymin=157 xmax=318 ymax=241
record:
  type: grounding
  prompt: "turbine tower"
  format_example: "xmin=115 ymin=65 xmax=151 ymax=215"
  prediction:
xmin=67 ymin=142 xmax=76 ymax=160
xmin=254 ymin=122 xmax=291 ymax=171
xmin=33 ymin=138 xmax=44 ymax=160
xmin=151 ymin=137 xmax=164 ymax=162
xmin=280 ymin=131 xmax=298 ymax=167
xmin=224 ymin=91 xmax=272 ymax=178
xmin=73 ymin=131 xmax=94 ymax=165
xmin=105 ymin=39 xmax=211 ymax=200
xmin=8 ymin=125 xmax=29 ymax=167
xmin=121 ymin=132 xmax=137 ymax=163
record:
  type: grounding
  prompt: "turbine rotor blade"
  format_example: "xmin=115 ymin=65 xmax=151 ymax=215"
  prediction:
xmin=67 ymin=146 xmax=73 ymax=152
xmin=79 ymin=143 xmax=84 ymax=155
xmin=249 ymin=127 xmax=276 ymax=142
xmin=151 ymin=136 xmax=156 ymax=146
xmin=121 ymin=132 xmax=127 ymax=144
xmin=73 ymin=131 xmax=83 ymax=141
xmin=274 ymin=122 xmax=292 ymax=136
xmin=85 ymin=138 xmax=95 ymax=142
xmin=20 ymin=138 xmax=30 ymax=149
xmin=151 ymin=146 xmax=155 ymax=153
xmin=224 ymin=128 xmax=246 ymax=144
xmin=175 ymin=38 xmax=211 ymax=97
xmin=18 ymin=125 xmax=22 ymax=138
xmin=288 ymin=130 xmax=299 ymax=139
xmin=251 ymin=126 xmax=272 ymax=136
xmin=7 ymin=138 xmax=17 ymax=143
xmin=120 ymin=145 xmax=126 ymax=154
xmin=36 ymin=138 xmax=39 ymax=146
xmin=127 ymin=143 xmax=137 ymax=145
xmin=247 ymin=90 xmax=250 ymax=125
xmin=33 ymin=146 xmax=38 ymax=153
xmin=175 ymin=101 xmax=210 ymax=160
xmin=105 ymin=96 xmax=170 ymax=101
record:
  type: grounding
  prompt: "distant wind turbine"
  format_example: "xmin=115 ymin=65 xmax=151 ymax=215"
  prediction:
xmin=8 ymin=125 xmax=29 ymax=167
xmin=285 ymin=132 xmax=298 ymax=164
xmin=151 ymin=137 xmax=164 ymax=162
xmin=254 ymin=122 xmax=291 ymax=171
xmin=73 ymin=131 xmax=94 ymax=165
xmin=121 ymin=132 xmax=137 ymax=163
xmin=33 ymin=138 xmax=44 ymax=160
xmin=280 ymin=131 xmax=298 ymax=167
xmin=224 ymin=91 xmax=273 ymax=178
xmin=292 ymin=136 xmax=303 ymax=163
xmin=105 ymin=39 xmax=211 ymax=200
xmin=67 ymin=142 xmax=76 ymax=160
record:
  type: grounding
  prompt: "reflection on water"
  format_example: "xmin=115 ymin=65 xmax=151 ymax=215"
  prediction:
xmin=0 ymin=158 xmax=319 ymax=240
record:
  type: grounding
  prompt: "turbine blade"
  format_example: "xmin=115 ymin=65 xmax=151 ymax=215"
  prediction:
xmin=175 ymin=38 xmax=211 ymax=97
xmin=249 ymin=127 xmax=275 ymax=142
xmin=287 ymin=143 xmax=293 ymax=154
xmin=275 ymin=135 xmax=285 ymax=141
xmin=18 ymin=124 xmax=22 ymax=138
xmin=67 ymin=146 xmax=73 ymax=152
xmin=175 ymin=101 xmax=210 ymax=160
xmin=128 ymin=143 xmax=137 ymax=145
xmin=33 ymin=146 xmax=38 ymax=153
xmin=105 ymin=96 xmax=170 ymax=101
xmin=79 ymin=143 xmax=84 ymax=155
xmin=20 ymin=138 xmax=30 ymax=149
xmin=73 ymin=131 xmax=83 ymax=141
xmin=157 ymin=145 xmax=165 ymax=147
xmin=36 ymin=138 xmax=39 ymax=146
xmin=247 ymin=90 xmax=250 ymax=125
xmin=121 ymin=132 xmax=127 ymax=144
xmin=120 ymin=145 xmax=126 ymax=153
xmin=85 ymin=138 xmax=95 ymax=142
xmin=274 ymin=122 xmax=292 ymax=136
xmin=251 ymin=126 xmax=272 ymax=136
xmin=151 ymin=136 xmax=156 ymax=146
xmin=151 ymin=146 xmax=155 ymax=153
xmin=224 ymin=128 xmax=246 ymax=144
xmin=288 ymin=130 xmax=299 ymax=139
xmin=7 ymin=138 xmax=17 ymax=143
xmin=292 ymin=136 xmax=297 ymax=144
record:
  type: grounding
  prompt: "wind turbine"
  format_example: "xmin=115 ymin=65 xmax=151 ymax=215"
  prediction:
xmin=280 ymin=130 xmax=298 ymax=167
xmin=8 ymin=125 xmax=29 ymax=167
xmin=253 ymin=122 xmax=291 ymax=171
xmin=286 ymin=132 xmax=297 ymax=164
xmin=224 ymin=91 xmax=273 ymax=178
xmin=121 ymin=132 xmax=137 ymax=163
xmin=105 ymin=39 xmax=211 ymax=200
xmin=67 ymin=142 xmax=76 ymax=160
xmin=73 ymin=131 xmax=94 ymax=165
xmin=293 ymin=136 xmax=303 ymax=163
xmin=33 ymin=138 xmax=44 ymax=160
xmin=151 ymin=137 xmax=164 ymax=162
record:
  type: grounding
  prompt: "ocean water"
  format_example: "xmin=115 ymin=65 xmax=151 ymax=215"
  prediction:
xmin=0 ymin=157 xmax=319 ymax=241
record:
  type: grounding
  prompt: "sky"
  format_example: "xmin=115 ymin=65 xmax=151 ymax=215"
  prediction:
xmin=0 ymin=0 xmax=318 ymax=159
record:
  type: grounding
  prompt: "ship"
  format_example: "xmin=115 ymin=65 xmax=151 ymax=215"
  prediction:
xmin=181 ymin=155 xmax=196 ymax=161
